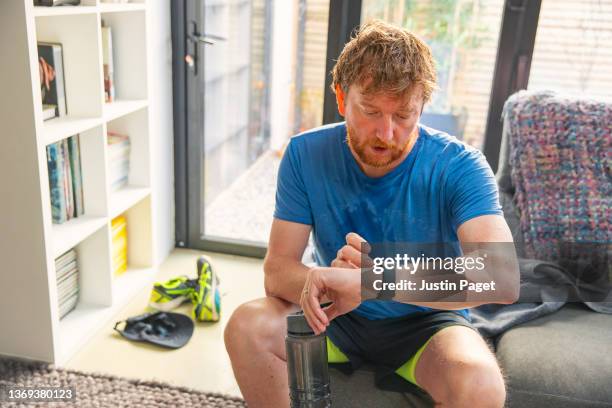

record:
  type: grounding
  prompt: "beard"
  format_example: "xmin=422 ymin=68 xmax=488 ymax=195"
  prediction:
xmin=345 ymin=125 xmax=412 ymax=168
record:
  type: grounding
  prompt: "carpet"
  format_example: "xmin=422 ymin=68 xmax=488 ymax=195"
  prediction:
xmin=0 ymin=357 xmax=246 ymax=407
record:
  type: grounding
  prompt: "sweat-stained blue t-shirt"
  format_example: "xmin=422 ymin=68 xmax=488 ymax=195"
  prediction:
xmin=273 ymin=121 xmax=503 ymax=320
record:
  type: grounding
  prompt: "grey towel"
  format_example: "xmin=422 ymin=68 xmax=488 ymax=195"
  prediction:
xmin=472 ymin=258 xmax=612 ymax=338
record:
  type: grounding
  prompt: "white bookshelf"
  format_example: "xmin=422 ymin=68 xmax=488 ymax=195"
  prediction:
xmin=0 ymin=1 xmax=155 ymax=364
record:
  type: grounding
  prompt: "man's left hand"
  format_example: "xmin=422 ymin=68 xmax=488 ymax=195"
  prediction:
xmin=300 ymin=267 xmax=361 ymax=335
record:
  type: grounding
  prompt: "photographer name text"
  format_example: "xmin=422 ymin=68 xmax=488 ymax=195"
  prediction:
xmin=373 ymin=279 xmax=496 ymax=292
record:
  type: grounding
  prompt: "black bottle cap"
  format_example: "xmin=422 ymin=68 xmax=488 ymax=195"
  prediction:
xmin=286 ymin=311 xmax=314 ymax=335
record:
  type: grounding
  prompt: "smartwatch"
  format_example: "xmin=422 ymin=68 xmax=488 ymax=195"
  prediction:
xmin=376 ymin=267 xmax=396 ymax=301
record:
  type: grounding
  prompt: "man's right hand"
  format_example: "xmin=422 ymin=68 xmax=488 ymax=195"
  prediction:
xmin=301 ymin=266 xmax=362 ymax=334
xmin=331 ymin=232 xmax=372 ymax=269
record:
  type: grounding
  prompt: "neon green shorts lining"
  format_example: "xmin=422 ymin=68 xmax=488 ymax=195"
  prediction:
xmin=326 ymin=336 xmax=433 ymax=387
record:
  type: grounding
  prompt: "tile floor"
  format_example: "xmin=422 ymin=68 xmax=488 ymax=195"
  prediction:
xmin=65 ymin=249 xmax=265 ymax=398
xmin=204 ymin=149 xmax=280 ymax=244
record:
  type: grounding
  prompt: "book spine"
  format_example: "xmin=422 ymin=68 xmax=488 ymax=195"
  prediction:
xmin=69 ymin=135 xmax=84 ymax=216
xmin=55 ymin=251 xmax=77 ymax=270
xmin=110 ymin=177 xmax=128 ymax=191
xmin=53 ymin=44 xmax=67 ymax=117
xmin=107 ymin=143 xmax=131 ymax=160
xmin=59 ymin=294 xmax=79 ymax=319
xmin=101 ymin=26 xmax=115 ymax=103
xmin=62 ymin=139 xmax=74 ymax=220
xmin=46 ymin=144 xmax=62 ymax=223
xmin=56 ymin=260 xmax=78 ymax=282
xmin=52 ymin=142 xmax=68 ymax=224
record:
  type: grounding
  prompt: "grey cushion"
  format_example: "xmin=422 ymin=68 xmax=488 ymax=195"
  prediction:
xmin=329 ymin=365 xmax=433 ymax=407
xmin=496 ymin=304 xmax=612 ymax=408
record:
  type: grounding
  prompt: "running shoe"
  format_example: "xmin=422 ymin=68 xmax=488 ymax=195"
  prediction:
xmin=149 ymin=276 xmax=195 ymax=311
xmin=191 ymin=256 xmax=221 ymax=322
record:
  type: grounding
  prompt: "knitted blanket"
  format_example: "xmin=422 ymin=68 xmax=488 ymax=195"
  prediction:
xmin=502 ymin=91 xmax=611 ymax=262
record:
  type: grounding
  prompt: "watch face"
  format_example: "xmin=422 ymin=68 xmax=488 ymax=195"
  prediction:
xmin=376 ymin=268 xmax=396 ymax=301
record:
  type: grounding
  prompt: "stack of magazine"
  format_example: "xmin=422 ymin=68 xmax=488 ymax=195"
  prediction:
xmin=107 ymin=132 xmax=130 ymax=191
xmin=46 ymin=135 xmax=84 ymax=224
xmin=55 ymin=249 xmax=79 ymax=319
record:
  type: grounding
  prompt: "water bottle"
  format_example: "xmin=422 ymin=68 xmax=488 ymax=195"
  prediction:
xmin=285 ymin=311 xmax=332 ymax=408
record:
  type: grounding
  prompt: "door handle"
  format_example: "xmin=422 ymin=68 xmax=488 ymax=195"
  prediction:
xmin=186 ymin=20 xmax=228 ymax=75
xmin=188 ymin=32 xmax=227 ymax=46
xmin=191 ymin=35 xmax=215 ymax=45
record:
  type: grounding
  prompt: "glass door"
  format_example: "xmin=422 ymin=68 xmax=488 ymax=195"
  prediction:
xmin=176 ymin=0 xmax=330 ymax=256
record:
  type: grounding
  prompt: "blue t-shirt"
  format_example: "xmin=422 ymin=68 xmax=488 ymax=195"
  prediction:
xmin=274 ymin=122 xmax=502 ymax=320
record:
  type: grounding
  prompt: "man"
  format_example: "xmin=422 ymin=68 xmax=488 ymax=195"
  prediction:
xmin=225 ymin=20 xmax=518 ymax=407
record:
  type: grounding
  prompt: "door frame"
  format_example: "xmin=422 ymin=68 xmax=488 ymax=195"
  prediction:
xmin=171 ymin=0 xmax=267 ymax=258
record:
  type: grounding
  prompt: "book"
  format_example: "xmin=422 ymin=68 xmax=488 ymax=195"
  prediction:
xmin=107 ymin=143 xmax=130 ymax=160
xmin=37 ymin=43 xmax=67 ymax=120
xmin=56 ymin=257 xmax=77 ymax=278
xmin=107 ymin=132 xmax=131 ymax=191
xmin=56 ymin=260 xmax=77 ymax=281
xmin=55 ymin=247 xmax=79 ymax=319
xmin=111 ymin=215 xmax=128 ymax=275
xmin=111 ymin=214 xmax=127 ymax=227
xmin=55 ymin=249 xmax=76 ymax=268
xmin=61 ymin=139 xmax=74 ymax=220
xmin=46 ymin=136 xmax=84 ymax=223
xmin=58 ymin=286 xmax=79 ymax=303
xmin=101 ymin=23 xmax=115 ymax=103
xmin=59 ymin=294 xmax=79 ymax=319
xmin=57 ymin=274 xmax=78 ymax=299
xmin=42 ymin=104 xmax=56 ymax=120
xmin=46 ymin=142 xmax=67 ymax=223
xmin=68 ymin=135 xmax=84 ymax=217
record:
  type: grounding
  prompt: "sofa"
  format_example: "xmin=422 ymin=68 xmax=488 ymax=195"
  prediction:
xmin=329 ymin=92 xmax=612 ymax=407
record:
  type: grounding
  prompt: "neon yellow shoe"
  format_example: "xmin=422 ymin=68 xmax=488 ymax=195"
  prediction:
xmin=149 ymin=276 xmax=194 ymax=311
xmin=191 ymin=256 xmax=221 ymax=322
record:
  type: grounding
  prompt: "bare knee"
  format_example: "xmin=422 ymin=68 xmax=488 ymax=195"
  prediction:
xmin=443 ymin=360 xmax=505 ymax=408
xmin=224 ymin=297 xmax=295 ymax=359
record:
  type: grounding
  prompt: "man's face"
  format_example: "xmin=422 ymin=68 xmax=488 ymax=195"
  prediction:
xmin=339 ymin=83 xmax=423 ymax=171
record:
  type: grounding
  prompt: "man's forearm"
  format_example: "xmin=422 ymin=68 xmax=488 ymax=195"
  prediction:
xmin=263 ymin=255 xmax=312 ymax=305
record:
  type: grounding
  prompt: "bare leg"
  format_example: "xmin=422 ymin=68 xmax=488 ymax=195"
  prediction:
xmin=415 ymin=325 xmax=506 ymax=408
xmin=224 ymin=296 xmax=300 ymax=408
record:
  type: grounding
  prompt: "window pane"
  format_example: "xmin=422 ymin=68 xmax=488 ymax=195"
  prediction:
xmin=361 ymin=0 xmax=504 ymax=148
xmin=202 ymin=0 xmax=329 ymax=244
xmin=529 ymin=0 xmax=612 ymax=100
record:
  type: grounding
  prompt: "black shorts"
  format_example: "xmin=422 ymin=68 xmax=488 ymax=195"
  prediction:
xmin=326 ymin=309 xmax=475 ymax=394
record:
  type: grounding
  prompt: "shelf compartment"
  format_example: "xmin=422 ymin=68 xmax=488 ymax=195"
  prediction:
xmin=117 ymin=195 xmax=153 ymax=270
xmin=106 ymin=108 xmax=150 ymax=188
xmin=42 ymin=116 xmax=102 ymax=146
xmin=35 ymin=13 xmax=103 ymax=118
xmin=57 ymin=267 xmax=152 ymax=364
xmin=46 ymin=125 xmax=109 ymax=258
xmin=100 ymin=11 xmax=147 ymax=100
xmin=111 ymin=265 xmax=154 ymax=306
xmin=51 ymin=215 xmax=107 ymax=258
xmin=78 ymin=126 xmax=110 ymax=216
xmin=103 ymin=99 xmax=148 ymax=122
xmin=109 ymin=186 xmax=150 ymax=219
